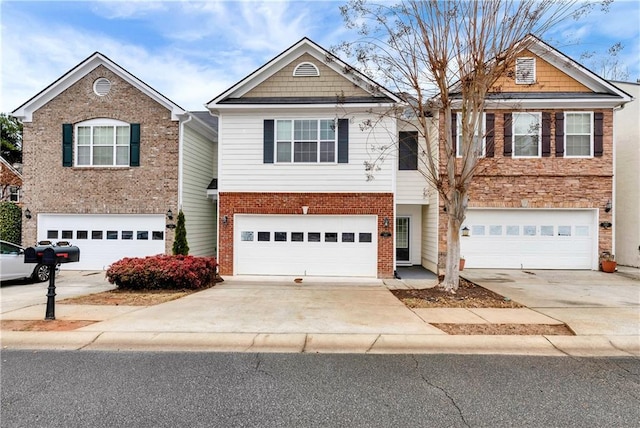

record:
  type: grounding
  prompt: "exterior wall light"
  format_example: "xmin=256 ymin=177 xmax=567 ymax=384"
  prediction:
xmin=383 ymin=217 xmax=390 ymax=228
xmin=222 ymin=215 xmax=228 ymax=225
xmin=461 ymin=226 xmax=470 ymax=237
xmin=24 ymin=208 xmax=32 ymax=219
xmin=166 ymin=209 xmax=173 ymax=220
xmin=605 ymin=200 xmax=612 ymax=213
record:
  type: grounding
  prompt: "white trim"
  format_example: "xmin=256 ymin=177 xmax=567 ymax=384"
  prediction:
xmin=293 ymin=62 xmax=320 ymax=77
xmin=274 ymin=118 xmax=338 ymax=164
xmin=564 ymin=111 xmax=594 ymax=158
xmin=455 ymin=112 xmax=486 ymax=158
xmin=75 ymin=118 xmax=130 ymax=167
xmin=178 ymin=115 xmax=192 ymax=209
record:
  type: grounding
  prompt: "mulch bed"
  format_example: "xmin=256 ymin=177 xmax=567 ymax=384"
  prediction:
xmin=433 ymin=323 xmax=574 ymax=335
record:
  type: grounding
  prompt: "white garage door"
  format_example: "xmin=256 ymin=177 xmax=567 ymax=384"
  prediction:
xmin=461 ymin=209 xmax=597 ymax=269
xmin=235 ymin=215 xmax=377 ymax=277
xmin=38 ymin=214 xmax=166 ymax=270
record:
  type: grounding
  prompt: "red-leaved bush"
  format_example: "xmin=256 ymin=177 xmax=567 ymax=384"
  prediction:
xmin=106 ymin=254 xmax=219 ymax=290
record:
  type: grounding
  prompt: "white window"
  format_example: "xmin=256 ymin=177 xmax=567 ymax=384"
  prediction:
xmin=9 ymin=186 xmax=20 ymax=202
xmin=513 ymin=112 xmax=541 ymax=157
xmin=456 ymin=113 xmax=485 ymax=157
xmin=515 ymin=57 xmax=536 ymax=84
xmin=76 ymin=119 xmax=130 ymax=167
xmin=565 ymin=112 xmax=593 ymax=157
xmin=276 ymin=119 xmax=336 ymax=163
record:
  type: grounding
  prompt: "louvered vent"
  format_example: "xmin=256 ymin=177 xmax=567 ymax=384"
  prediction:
xmin=293 ymin=62 xmax=320 ymax=77
xmin=93 ymin=78 xmax=112 ymax=96
xmin=515 ymin=57 xmax=535 ymax=84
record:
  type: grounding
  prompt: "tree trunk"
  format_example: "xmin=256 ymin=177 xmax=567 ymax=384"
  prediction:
xmin=441 ymin=191 xmax=466 ymax=293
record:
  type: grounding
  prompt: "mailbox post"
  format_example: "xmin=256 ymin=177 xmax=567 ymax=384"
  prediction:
xmin=24 ymin=243 xmax=80 ymax=320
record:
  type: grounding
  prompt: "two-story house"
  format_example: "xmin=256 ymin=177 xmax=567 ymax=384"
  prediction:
xmin=11 ymin=53 xmax=218 ymax=270
xmin=451 ymin=36 xmax=632 ymax=271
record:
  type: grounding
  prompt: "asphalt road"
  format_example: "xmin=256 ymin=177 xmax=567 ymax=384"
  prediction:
xmin=1 ymin=351 xmax=638 ymax=427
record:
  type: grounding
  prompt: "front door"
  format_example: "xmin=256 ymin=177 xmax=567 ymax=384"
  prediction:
xmin=396 ymin=217 xmax=410 ymax=264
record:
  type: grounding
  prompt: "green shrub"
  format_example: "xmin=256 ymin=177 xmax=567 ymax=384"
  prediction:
xmin=106 ymin=254 xmax=218 ymax=290
xmin=0 ymin=202 xmax=21 ymax=244
xmin=172 ymin=209 xmax=189 ymax=255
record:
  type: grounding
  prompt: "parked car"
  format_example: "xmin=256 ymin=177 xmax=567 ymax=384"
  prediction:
xmin=0 ymin=240 xmax=57 ymax=283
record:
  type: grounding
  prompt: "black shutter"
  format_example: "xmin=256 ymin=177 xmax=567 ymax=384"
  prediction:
xmin=62 ymin=124 xmax=73 ymax=167
xmin=399 ymin=131 xmax=418 ymax=170
xmin=130 ymin=123 xmax=140 ymax=167
xmin=263 ymin=120 xmax=274 ymax=163
xmin=594 ymin=112 xmax=604 ymax=157
xmin=503 ymin=113 xmax=512 ymax=156
xmin=485 ymin=113 xmax=495 ymax=157
xmin=337 ymin=118 xmax=349 ymax=163
xmin=541 ymin=112 xmax=551 ymax=157
xmin=451 ymin=113 xmax=457 ymax=156
xmin=555 ymin=112 xmax=564 ymax=157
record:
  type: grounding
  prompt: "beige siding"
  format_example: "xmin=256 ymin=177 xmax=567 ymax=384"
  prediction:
xmin=244 ymin=53 xmax=371 ymax=98
xmin=218 ymin=110 xmax=394 ymax=193
xmin=182 ymin=123 xmax=217 ymax=257
xmin=614 ymin=82 xmax=640 ymax=267
xmin=421 ymin=202 xmax=439 ymax=273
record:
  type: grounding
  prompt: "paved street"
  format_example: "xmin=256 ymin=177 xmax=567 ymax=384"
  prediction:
xmin=2 ymin=351 xmax=639 ymax=427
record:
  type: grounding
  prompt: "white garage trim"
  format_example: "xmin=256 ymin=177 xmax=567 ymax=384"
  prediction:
xmin=234 ymin=214 xmax=378 ymax=277
xmin=460 ymin=209 xmax=598 ymax=270
xmin=37 ymin=214 xmax=166 ymax=270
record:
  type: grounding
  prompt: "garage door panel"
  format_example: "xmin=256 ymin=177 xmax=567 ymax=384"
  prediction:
xmin=235 ymin=215 xmax=377 ymax=277
xmin=461 ymin=210 xmax=596 ymax=270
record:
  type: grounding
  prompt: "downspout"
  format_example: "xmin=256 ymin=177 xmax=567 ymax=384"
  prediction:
xmin=611 ymin=103 xmax=626 ymax=261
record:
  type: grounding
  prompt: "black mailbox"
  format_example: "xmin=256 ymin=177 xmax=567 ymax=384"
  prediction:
xmin=24 ymin=245 xmax=80 ymax=265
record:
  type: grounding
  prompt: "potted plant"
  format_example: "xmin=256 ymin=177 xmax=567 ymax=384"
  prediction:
xmin=459 ymin=257 xmax=466 ymax=271
xmin=600 ymin=251 xmax=617 ymax=273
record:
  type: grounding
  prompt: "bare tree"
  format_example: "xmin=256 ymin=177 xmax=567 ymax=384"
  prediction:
xmin=339 ymin=0 xmax=600 ymax=292
xmin=580 ymin=42 xmax=631 ymax=81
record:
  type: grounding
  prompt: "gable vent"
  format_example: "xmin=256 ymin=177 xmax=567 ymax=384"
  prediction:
xmin=293 ymin=62 xmax=320 ymax=77
xmin=93 ymin=78 xmax=112 ymax=96
xmin=515 ymin=57 xmax=535 ymax=84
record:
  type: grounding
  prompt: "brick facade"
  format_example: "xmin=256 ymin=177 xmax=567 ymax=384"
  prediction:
xmin=437 ymin=109 xmax=614 ymax=267
xmin=21 ymin=65 xmax=179 ymax=251
xmin=218 ymin=192 xmax=395 ymax=278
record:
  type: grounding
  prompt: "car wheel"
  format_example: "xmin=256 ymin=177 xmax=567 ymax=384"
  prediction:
xmin=32 ymin=264 xmax=50 ymax=282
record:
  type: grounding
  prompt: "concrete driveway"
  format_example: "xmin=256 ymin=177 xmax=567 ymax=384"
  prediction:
xmin=461 ymin=268 xmax=640 ymax=336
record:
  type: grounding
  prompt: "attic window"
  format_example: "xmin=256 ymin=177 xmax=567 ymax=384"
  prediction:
xmin=293 ymin=62 xmax=320 ymax=77
xmin=93 ymin=78 xmax=112 ymax=96
xmin=515 ymin=58 xmax=535 ymax=84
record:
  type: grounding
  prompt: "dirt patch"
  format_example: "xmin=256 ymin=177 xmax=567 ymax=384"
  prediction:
xmin=433 ymin=323 xmax=574 ymax=335
xmin=1 ymin=320 xmax=96 ymax=331
xmin=59 ymin=289 xmax=195 ymax=306
xmin=391 ymin=277 xmax=523 ymax=308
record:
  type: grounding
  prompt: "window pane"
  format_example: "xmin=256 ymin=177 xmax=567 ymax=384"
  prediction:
xmin=77 ymin=146 xmax=91 ymax=165
xmin=137 ymin=231 xmax=148 ymax=240
xmin=471 ymin=225 xmax=485 ymax=236
xmin=152 ymin=231 xmax=164 ymax=240
xmin=107 ymin=231 xmax=118 ymax=240
xmin=77 ymin=127 xmax=91 ymax=145
xmin=93 ymin=146 xmax=113 ymax=165
xmin=342 ymin=233 xmax=355 ymax=242
xmin=294 ymin=142 xmax=317 ymax=162
xmin=61 ymin=230 xmax=73 ymax=239
xmin=47 ymin=230 xmax=58 ymax=239
xmin=558 ymin=226 xmax=571 ymax=236
xmin=92 ymin=231 xmax=103 ymax=239
xmin=523 ymin=226 xmax=536 ymax=236
xmin=489 ymin=225 xmax=502 ymax=236
xmin=115 ymin=126 xmax=129 ymax=145
xmin=257 ymin=232 xmax=270 ymax=242
xmin=566 ymin=113 xmax=590 ymax=133
xmin=359 ymin=232 xmax=372 ymax=243
xmin=276 ymin=141 xmax=291 ymax=162
xmin=514 ymin=135 xmax=539 ymax=156
xmin=291 ymin=232 xmax=304 ymax=242
xmin=540 ymin=226 xmax=554 ymax=236
xmin=274 ymin=232 xmax=287 ymax=242
xmin=116 ymin=146 xmax=129 ymax=165
xmin=241 ymin=231 xmax=254 ymax=241
xmin=294 ymin=120 xmax=317 ymax=140
xmin=122 ymin=231 xmax=133 ymax=240
xmin=93 ymin=126 xmax=114 ymax=145
xmin=566 ymin=135 xmax=590 ymax=156
xmin=513 ymin=113 xmax=540 ymax=157
xmin=76 ymin=230 xmax=88 ymax=239
xmin=319 ymin=141 xmax=335 ymax=162
xmin=276 ymin=120 xmax=292 ymax=140
xmin=308 ymin=232 xmax=321 ymax=242
xmin=319 ymin=120 xmax=335 ymax=140
xmin=325 ymin=232 xmax=338 ymax=242
xmin=506 ymin=225 xmax=520 ymax=236
xmin=576 ymin=226 xmax=589 ymax=236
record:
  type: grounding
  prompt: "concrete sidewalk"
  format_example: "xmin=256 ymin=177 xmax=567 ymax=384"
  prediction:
xmin=1 ymin=269 xmax=638 ymax=356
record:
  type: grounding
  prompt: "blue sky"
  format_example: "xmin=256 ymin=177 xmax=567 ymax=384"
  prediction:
xmin=2 ymin=0 xmax=639 ymax=113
